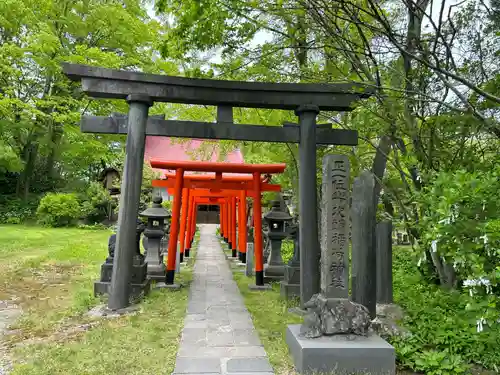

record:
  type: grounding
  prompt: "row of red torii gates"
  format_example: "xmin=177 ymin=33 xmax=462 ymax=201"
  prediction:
xmin=150 ymin=159 xmax=286 ymax=286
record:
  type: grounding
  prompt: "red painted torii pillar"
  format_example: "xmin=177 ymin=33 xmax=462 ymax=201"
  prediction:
xmin=151 ymin=159 xmax=286 ymax=286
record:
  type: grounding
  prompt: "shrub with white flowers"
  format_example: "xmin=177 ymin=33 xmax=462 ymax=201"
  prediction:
xmin=417 ymin=169 xmax=500 ymax=331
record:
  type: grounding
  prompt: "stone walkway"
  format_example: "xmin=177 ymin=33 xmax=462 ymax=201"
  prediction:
xmin=173 ymin=224 xmax=273 ymax=375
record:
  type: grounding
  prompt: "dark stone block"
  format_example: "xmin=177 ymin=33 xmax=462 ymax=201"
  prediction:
xmin=284 ymin=265 xmax=300 ymax=284
xmin=99 ymin=258 xmax=147 ymax=284
xmin=94 ymin=278 xmax=151 ymax=299
xmin=100 ymin=263 xmax=113 ymax=282
xmin=131 ymin=261 xmax=148 ymax=283
xmin=280 ymin=281 xmax=300 ymax=299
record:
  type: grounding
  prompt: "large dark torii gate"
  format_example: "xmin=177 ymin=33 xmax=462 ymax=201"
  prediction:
xmin=62 ymin=63 xmax=373 ymax=310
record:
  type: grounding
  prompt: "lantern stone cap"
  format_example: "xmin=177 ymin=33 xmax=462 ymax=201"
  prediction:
xmin=264 ymin=200 xmax=293 ymax=222
xmin=140 ymin=196 xmax=171 ymax=218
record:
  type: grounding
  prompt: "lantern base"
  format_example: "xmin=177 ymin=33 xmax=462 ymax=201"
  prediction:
xmin=155 ymin=282 xmax=181 ymax=290
xmin=264 ymin=263 xmax=285 ymax=281
xmin=249 ymin=284 xmax=272 ymax=291
xmin=94 ymin=279 xmax=151 ymax=300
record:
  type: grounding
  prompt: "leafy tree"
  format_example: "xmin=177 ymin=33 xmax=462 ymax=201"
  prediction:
xmin=0 ymin=0 xmax=163 ymax=200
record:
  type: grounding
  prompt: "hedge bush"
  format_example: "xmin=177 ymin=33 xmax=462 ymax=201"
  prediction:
xmin=36 ymin=193 xmax=81 ymax=227
xmin=80 ymin=182 xmax=115 ymax=224
xmin=0 ymin=196 xmax=39 ymax=224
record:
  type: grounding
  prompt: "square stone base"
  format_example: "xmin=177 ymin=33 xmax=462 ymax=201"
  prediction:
xmin=286 ymin=324 xmax=395 ymax=375
xmin=149 ymin=273 xmax=167 ymax=282
xmin=94 ymin=279 xmax=151 ymax=299
xmin=154 ymin=282 xmax=181 ymax=290
xmin=248 ymin=284 xmax=272 ymax=291
xmin=147 ymin=265 xmax=167 ymax=281
xmin=280 ymin=281 xmax=300 ymax=299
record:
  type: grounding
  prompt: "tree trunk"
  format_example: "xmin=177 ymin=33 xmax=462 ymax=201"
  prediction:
xmin=371 ymin=135 xmax=392 ymax=210
xmin=45 ymin=121 xmax=63 ymax=178
xmin=16 ymin=140 xmax=39 ymax=201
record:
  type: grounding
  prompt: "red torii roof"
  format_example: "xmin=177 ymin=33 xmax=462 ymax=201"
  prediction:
xmin=145 ymin=138 xmax=244 ymax=174
xmin=149 ymin=159 xmax=286 ymax=174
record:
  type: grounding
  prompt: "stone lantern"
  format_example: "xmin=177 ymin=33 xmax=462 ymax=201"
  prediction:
xmin=139 ymin=196 xmax=171 ymax=281
xmin=263 ymin=199 xmax=292 ymax=280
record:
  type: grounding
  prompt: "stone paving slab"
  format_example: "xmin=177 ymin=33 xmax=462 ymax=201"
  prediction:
xmin=174 ymin=224 xmax=273 ymax=375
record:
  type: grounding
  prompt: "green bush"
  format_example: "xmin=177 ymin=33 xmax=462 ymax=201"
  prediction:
xmin=36 ymin=193 xmax=81 ymax=227
xmin=391 ymin=247 xmax=500 ymax=373
xmin=417 ymin=169 xmax=500 ymax=322
xmin=281 ymin=239 xmax=294 ymax=264
xmin=161 ymin=199 xmax=173 ymax=211
xmin=0 ymin=195 xmax=39 ymax=224
xmin=80 ymin=182 xmax=114 ymax=224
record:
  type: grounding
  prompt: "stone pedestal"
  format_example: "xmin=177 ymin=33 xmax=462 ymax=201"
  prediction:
xmin=280 ymin=264 xmax=300 ymax=298
xmin=280 ymin=223 xmax=300 ymax=299
xmin=286 ymin=324 xmax=395 ymax=375
xmin=264 ymin=235 xmax=286 ymax=281
xmin=263 ymin=231 xmax=270 ymax=264
xmin=94 ymin=255 xmax=151 ymax=299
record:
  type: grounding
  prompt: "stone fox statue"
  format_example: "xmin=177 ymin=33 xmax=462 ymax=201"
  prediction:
xmin=301 ymin=294 xmax=371 ymax=338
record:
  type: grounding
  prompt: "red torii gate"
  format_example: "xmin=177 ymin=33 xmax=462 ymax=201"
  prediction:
xmin=150 ymin=159 xmax=286 ymax=286
xmin=153 ymin=181 xmax=283 ymax=285
xmin=157 ymin=173 xmax=281 ymax=261
xmin=154 ymin=180 xmax=281 ymax=260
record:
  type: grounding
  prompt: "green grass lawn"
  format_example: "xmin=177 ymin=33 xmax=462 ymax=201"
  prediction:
xmin=0 ymin=225 xmax=195 ymax=375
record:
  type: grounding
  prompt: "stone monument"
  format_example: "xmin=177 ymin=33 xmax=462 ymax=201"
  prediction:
xmin=94 ymin=219 xmax=151 ymax=299
xmin=351 ymin=171 xmax=377 ymax=318
xmin=376 ymin=221 xmax=393 ymax=305
xmin=286 ymin=155 xmax=395 ymax=375
xmin=140 ymin=196 xmax=171 ymax=281
xmin=245 ymin=242 xmax=254 ymax=277
xmin=245 ymin=226 xmax=255 ymax=277
xmin=264 ymin=199 xmax=292 ymax=281
xmin=280 ymin=221 xmax=301 ymax=299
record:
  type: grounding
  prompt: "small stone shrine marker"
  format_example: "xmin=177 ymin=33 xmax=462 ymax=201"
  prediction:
xmin=320 ymin=154 xmax=350 ymax=299
xmin=245 ymin=242 xmax=254 ymax=277
xmin=285 ymin=155 xmax=395 ymax=375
